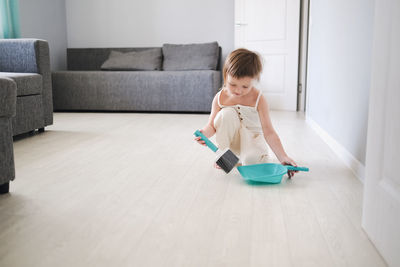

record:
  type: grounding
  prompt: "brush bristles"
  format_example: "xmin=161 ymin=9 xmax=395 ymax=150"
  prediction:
xmin=216 ymin=149 xmax=239 ymax=173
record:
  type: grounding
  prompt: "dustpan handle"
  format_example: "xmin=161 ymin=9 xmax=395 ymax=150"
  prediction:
xmin=286 ymin=166 xmax=309 ymax=172
xmin=194 ymin=130 xmax=218 ymax=152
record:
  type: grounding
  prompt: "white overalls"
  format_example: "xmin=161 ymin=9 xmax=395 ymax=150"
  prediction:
xmin=213 ymin=90 xmax=270 ymax=165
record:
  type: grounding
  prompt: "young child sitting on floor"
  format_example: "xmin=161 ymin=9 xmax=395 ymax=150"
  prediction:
xmin=194 ymin=48 xmax=298 ymax=177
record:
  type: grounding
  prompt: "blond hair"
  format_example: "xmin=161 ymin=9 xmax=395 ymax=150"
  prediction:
xmin=223 ymin=48 xmax=262 ymax=84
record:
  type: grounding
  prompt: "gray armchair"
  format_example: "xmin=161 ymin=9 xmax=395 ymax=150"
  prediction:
xmin=0 ymin=39 xmax=53 ymax=193
xmin=0 ymin=78 xmax=17 ymax=194
xmin=0 ymin=39 xmax=53 ymax=136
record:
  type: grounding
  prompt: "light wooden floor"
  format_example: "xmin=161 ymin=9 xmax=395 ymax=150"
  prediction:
xmin=0 ymin=112 xmax=387 ymax=267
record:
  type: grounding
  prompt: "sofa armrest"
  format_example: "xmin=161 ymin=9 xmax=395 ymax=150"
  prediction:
xmin=0 ymin=39 xmax=53 ymax=125
xmin=0 ymin=77 xmax=16 ymax=185
xmin=0 ymin=78 xmax=17 ymax=118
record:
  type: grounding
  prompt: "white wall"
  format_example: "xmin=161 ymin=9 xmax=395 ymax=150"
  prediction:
xmin=19 ymin=0 xmax=68 ymax=70
xmin=306 ymin=0 xmax=375 ymax=169
xmin=65 ymin=0 xmax=234 ymax=60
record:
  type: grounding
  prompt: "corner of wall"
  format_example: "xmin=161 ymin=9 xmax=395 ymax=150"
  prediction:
xmin=306 ymin=115 xmax=365 ymax=183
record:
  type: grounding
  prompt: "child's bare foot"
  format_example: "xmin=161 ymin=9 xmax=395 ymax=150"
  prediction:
xmin=214 ymin=162 xmax=241 ymax=169
xmin=214 ymin=162 xmax=221 ymax=169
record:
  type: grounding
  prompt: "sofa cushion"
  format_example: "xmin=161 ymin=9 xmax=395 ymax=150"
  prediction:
xmin=162 ymin=42 xmax=219 ymax=71
xmin=100 ymin=48 xmax=162 ymax=71
xmin=0 ymin=73 xmax=42 ymax=96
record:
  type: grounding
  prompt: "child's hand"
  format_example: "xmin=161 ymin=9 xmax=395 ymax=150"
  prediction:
xmin=280 ymin=156 xmax=298 ymax=178
xmin=194 ymin=129 xmax=207 ymax=146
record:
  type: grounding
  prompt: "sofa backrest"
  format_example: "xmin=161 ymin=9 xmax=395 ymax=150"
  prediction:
xmin=67 ymin=46 xmax=222 ymax=71
xmin=67 ymin=47 xmax=158 ymax=71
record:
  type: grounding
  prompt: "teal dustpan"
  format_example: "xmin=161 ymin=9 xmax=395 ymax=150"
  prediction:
xmin=237 ymin=163 xmax=309 ymax=184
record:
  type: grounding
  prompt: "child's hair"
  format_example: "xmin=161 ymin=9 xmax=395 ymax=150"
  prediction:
xmin=223 ymin=48 xmax=263 ymax=83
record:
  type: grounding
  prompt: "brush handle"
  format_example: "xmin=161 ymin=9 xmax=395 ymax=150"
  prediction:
xmin=286 ymin=166 xmax=309 ymax=172
xmin=194 ymin=130 xmax=218 ymax=152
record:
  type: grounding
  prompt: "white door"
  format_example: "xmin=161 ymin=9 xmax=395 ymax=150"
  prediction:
xmin=235 ymin=0 xmax=300 ymax=111
xmin=362 ymin=0 xmax=400 ymax=266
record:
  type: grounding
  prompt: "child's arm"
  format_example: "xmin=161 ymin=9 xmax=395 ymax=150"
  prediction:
xmin=195 ymin=94 xmax=221 ymax=146
xmin=257 ymin=95 xmax=297 ymax=168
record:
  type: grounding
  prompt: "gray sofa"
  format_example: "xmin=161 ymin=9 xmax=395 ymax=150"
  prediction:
xmin=52 ymin=42 xmax=222 ymax=112
xmin=0 ymin=78 xmax=17 ymax=194
xmin=0 ymin=39 xmax=54 ymax=136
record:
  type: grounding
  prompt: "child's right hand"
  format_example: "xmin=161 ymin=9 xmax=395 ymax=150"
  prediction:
xmin=194 ymin=129 xmax=207 ymax=146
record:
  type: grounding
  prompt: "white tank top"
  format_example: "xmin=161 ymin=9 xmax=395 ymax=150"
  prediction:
xmin=217 ymin=89 xmax=263 ymax=133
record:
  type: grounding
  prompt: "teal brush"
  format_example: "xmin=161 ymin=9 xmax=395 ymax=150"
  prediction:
xmin=194 ymin=130 xmax=239 ymax=173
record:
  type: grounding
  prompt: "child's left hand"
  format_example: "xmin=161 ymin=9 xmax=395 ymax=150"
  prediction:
xmin=280 ymin=156 xmax=298 ymax=178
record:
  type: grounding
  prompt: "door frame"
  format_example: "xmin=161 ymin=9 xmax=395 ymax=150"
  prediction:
xmin=297 ymin=0 xmax=310 ymax=112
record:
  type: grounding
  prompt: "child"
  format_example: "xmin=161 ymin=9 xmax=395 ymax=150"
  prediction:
xmin=194 ymin=48 xmax=298 ymax=177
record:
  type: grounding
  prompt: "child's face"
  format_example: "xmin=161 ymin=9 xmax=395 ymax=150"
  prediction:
xmin=225 ymin=75 xmax=255 ymax=97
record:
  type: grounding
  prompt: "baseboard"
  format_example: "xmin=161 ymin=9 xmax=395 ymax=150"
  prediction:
xmin=306 ymin=116 xmax=365 ymax=183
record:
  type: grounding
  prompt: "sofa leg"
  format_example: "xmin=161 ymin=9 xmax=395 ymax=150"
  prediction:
xmin=38 ymin=128 xmax=45 ymax=133
xmin=29 ymin=130 xmax=35 ymax=135
xmin=0 ymin=182 xmax=10 ymax=194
